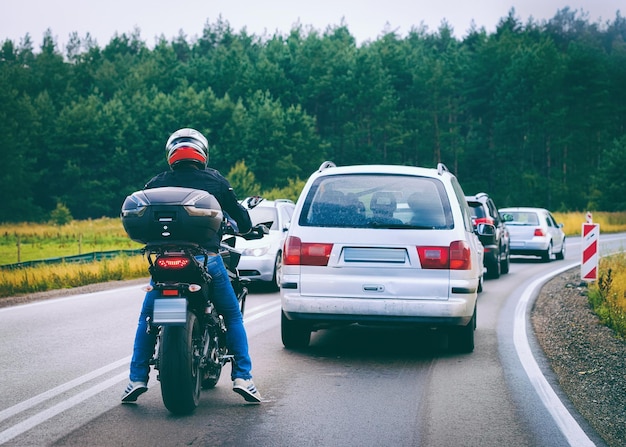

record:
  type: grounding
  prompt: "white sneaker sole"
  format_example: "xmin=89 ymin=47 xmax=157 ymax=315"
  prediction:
xmin=233 ymin=386 xmax=262 ymax=403
xmin=121 ymin=386 xmax=148 ymax=403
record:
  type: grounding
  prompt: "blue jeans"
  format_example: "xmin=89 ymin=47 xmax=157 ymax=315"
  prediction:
xmin=129 ymin=254 xmax=253 ymax=383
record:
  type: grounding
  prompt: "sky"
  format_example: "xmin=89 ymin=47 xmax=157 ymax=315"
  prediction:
xmin=1 ymin=0 xmax=622 ymax=49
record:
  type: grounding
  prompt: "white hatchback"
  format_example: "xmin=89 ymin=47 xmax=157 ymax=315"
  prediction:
xmin=280 ymin=162 xmax=486 ymax=352
xmin=234 ymin=199 xmax=295 ymax=289
xmin=499 ymin=207 xmax=566 ymax=262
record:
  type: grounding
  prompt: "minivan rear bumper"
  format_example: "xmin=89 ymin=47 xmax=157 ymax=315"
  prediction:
xmin=282 ymin=294 xmax=476 ymax=327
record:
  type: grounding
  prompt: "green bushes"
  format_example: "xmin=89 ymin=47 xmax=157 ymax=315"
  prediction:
xmin=588 ymin=254 xmax=626 ymax=338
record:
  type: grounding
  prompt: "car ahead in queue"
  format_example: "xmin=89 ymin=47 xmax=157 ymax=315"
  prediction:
xmin=466 ymin=193 xmax=510 ymax=279
xmin=280 ymin=161 xmax=489 ymax=353
xmin=499 ymin=207 xmax=565 ymax=262
xmin=234 ymin=198 xmax=295 ymax=290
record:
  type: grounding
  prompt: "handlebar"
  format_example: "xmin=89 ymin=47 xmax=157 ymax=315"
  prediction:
xmin=222 ymin=222 xmax=269 ymax=240
xmin=240 ymin=224 xmax=269 ymax=240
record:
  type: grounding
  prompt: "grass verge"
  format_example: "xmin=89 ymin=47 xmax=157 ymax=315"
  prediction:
xmin=0 ymin=218 xmax=142 ymax=265
xmin=0 ymin=255 xmax=147 ymax=299
xmin=588 ymin=253 xmax=626 ymax=339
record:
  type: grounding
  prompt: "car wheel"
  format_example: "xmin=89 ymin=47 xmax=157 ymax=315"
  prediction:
xmin=555 ymin=239 xmax=566 ymax=260
xmin=500 ymin=246 xmax=510 ymax=274
xmin=271 ymin=251 xmax=282 ymax=291
xmin=486 ymin=254 xmax=500 ymax=279
xmin=541 ymin=242 xmax=553 ymax=262
xmin=281 ymin=311 xmax=311 ymax=349
xmin=449 ymin=307 xmax=476 ymax=353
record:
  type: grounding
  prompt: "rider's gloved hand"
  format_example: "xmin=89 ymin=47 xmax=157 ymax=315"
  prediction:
xmin=244 ymin=224 xmax=268 ymax=240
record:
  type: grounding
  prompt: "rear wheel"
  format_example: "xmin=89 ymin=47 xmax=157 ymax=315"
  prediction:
xmin=159 ymin=311 xmax=202 ymax=415
xmin=555 ymin=239 xmax=566 ymax=260
xmin=449 ymin=307 xmax=476 ymax=353
xmin=271 ymin=251 xmax=282 ymax=291
xmin=281 ymin=310 xmax=311 ymax=349
xmin=500 ymin=247 xmax=510 ymax=274
xmin=541 ymin=242 xmax=553 ymax=262
xmin=486 ymin=256 xmax=501 ymax=279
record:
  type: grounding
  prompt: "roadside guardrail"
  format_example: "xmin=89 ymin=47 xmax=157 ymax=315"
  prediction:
xmin=0 ymin=249 xmax=144 ymax=270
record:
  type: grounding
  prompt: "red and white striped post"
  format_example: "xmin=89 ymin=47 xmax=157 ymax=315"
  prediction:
xmin=581 ymin=212 xmax=599 ymax=281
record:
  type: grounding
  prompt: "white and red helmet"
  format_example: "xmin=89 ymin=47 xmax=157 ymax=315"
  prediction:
xmin=165 ymin=128 xmax=209 ymax=168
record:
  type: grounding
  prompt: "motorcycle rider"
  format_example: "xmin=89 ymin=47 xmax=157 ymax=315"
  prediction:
xmin=122 ymin=128 xmax=262 ymax=404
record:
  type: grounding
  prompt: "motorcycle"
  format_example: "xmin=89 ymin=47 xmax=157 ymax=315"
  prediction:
xmin=121 ymin=187 xmax=265 ymax=414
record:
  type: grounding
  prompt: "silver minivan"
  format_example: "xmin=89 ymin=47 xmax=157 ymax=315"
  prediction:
xmin=280 ymin=162 xmax=486 ymax=352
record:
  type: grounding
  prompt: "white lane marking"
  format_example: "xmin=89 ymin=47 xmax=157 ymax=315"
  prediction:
xmin=0 ymin=356 xmax=131 ymax=423
xmin=513 ymin=262 xmax=596 ymax=447
xmin=0 ymin=371 xmax=129 ymax=445
xmin=0 ymin=298 xmax=281 ymax=443
xmin=244 ymin=304 xmax=281 ymax=323
xmin=245 ymin=299 xmax=280 ymax=313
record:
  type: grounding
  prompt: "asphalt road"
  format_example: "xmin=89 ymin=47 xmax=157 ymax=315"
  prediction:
xmin=1 ymin=234 xmax=624 ymax=446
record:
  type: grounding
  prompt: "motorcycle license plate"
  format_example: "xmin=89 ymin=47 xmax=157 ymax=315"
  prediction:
xmin=153 ymin=298 xmax=187 ymax=325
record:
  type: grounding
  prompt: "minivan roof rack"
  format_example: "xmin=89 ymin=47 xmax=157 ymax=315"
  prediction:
xmin=437 ymin=163 xmax=449 ymax=176
xmin=318 ymin=161 xmax=336 ymax=172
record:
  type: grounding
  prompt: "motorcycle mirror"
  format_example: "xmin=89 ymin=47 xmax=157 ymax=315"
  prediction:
xmin=246 ymin=196 xmax=264 ymax=209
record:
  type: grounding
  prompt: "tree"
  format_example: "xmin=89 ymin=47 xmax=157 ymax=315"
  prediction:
xmin=592 ymin=136 xmax=626 ymax=211
xmin=1 ymin=10 xmax=626 ymax=221
xmin=226 ymin=160 xmax=261 ymax=198
xmin=0 ymin=67 xmax=43 ymax=222
xmin=50 ymin=202 xmax=73 ymax=225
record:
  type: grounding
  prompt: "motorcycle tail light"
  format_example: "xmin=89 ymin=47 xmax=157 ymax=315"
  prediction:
xmin=162 ymin=289 xmax=179 ymax=296
xmin=156 ymin=256 xmax=191 ymax=269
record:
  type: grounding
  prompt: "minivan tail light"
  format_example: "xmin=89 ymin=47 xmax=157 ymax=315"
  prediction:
xmin=417 ymin=246 xmax=449 ymax=269
xmin=534 ymin=228 xmax=546 ymax=237
xmin=417 ymin=240 xmax=471 ymax=270
xmin=283 ymin=236 xmax=333 ymax=266
xmin=449 ymin=240 xmax=472 ymax=270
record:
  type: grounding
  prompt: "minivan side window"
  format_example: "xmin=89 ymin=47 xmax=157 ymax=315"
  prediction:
xmin=451 ymin=177 xmax=473 ymax=232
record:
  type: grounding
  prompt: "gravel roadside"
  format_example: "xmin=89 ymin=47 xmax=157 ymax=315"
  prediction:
xmin=532 ymin=268 xmax=626 ymax=447
xmin=1 ymin=270 xmax=624 ymax=445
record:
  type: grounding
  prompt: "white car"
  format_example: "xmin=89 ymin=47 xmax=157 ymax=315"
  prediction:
xmin=234 ymin=199 xmax=295 ymax=289
xmin=280 ymin=162 xmax=487 ymax=352
xmin=499 ymin=207 xmax=566 ymax=262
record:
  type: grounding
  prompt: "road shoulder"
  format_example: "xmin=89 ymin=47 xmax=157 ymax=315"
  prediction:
xmin=532 ymin=268 xmax=625 ymax=447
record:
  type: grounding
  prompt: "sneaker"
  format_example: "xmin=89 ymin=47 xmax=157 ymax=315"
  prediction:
xmin=232 ymin=378 xmax=262 ymax=403
xmin=121 ymin=381 xmax=148 ymax=403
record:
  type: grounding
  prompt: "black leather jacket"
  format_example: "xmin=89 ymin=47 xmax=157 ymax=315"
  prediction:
xmin=145 ymin=165 xmax=252 ymax=252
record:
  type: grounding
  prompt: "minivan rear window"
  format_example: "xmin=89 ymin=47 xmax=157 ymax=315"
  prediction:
xmin=299 ymin=174 xmax=453 ymax=229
